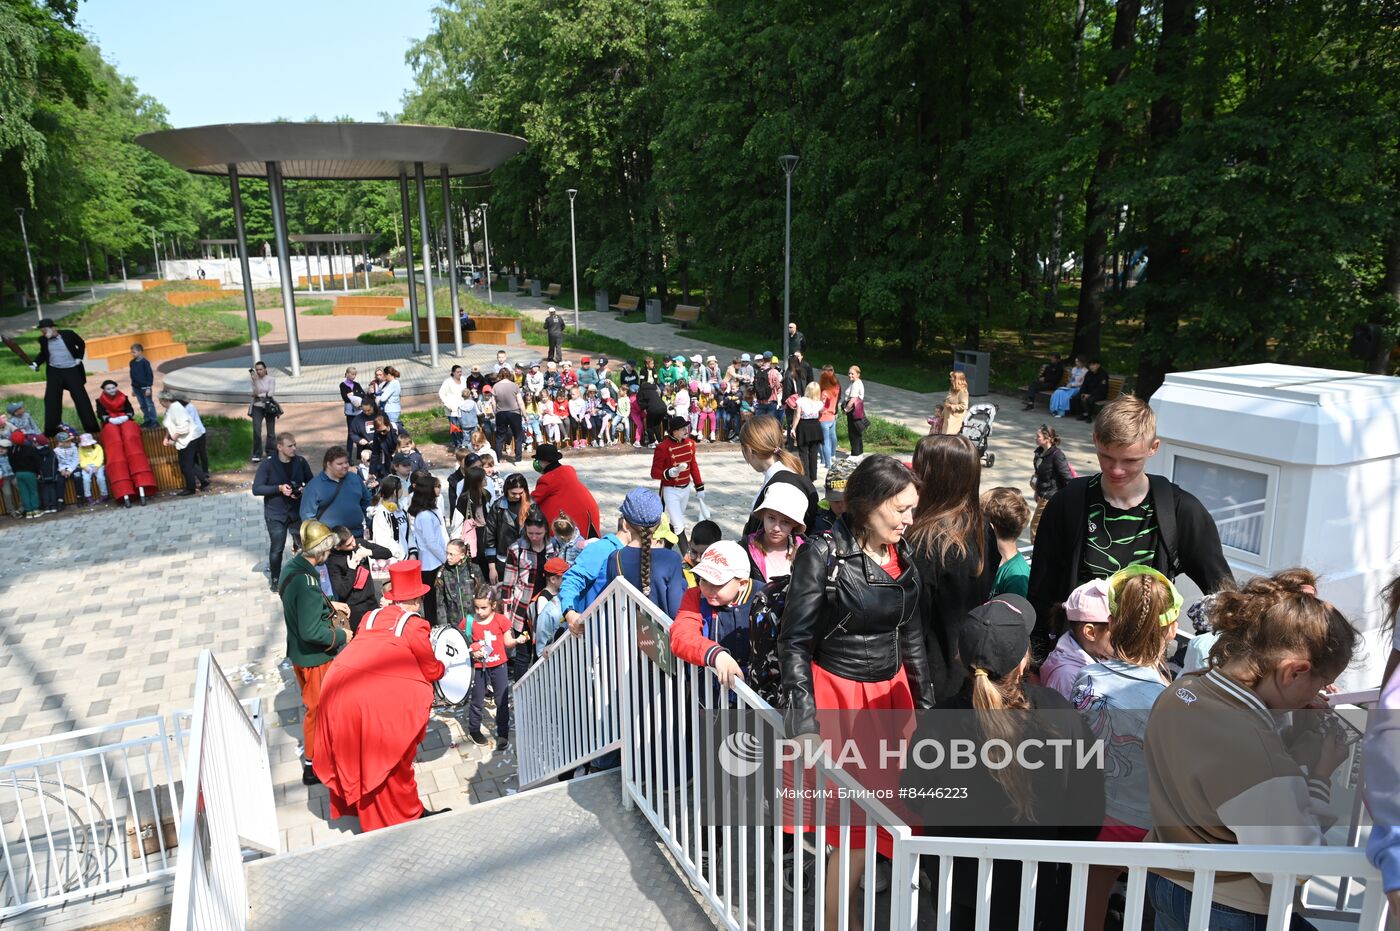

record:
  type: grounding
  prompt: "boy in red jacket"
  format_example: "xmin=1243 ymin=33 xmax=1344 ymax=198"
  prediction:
xmin=670 ymin=541 xmax=755 ymax=690
xmin=650 ymin=415 xmax=704 ymax=548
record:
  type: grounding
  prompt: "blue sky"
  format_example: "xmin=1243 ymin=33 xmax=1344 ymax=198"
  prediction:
xmin=78 ymin=0 xmax=438 ymax=126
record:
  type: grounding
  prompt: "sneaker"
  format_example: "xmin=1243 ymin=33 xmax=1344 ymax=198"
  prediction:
xmin=495 ymin=737 xmax=510 ymax=752
xmin=467 ymin=731 xmax=489 ymax=746
xmin=251 ymin=456 xmax=262 ymax=463
xmin=633 ymin=441 xmax=641 ymax=448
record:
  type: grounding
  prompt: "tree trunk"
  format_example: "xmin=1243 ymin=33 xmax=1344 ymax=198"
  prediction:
xmin=1368 ymin=168 xmax=1400 ymax=374
xmin=1072 ymin=0 xmax=1141 ymax=362
xmin=1136 ymin=0 xmax=1196 ymax=400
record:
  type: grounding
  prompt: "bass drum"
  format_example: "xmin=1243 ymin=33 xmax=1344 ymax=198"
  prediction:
xmin=430 ymin=626 xmax=473 ymax=709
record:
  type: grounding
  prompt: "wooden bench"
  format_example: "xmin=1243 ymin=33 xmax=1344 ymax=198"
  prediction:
xmin=542 ymin=283 xmax=563 ymax=300
xmin=0 ymin=426 xmax=188 ymax=515
xmin=164 ymin=289 xmax=241 ymax=307
xmin=332 ymin=295 xmax=407 ymax=316
xmin=665 ymin=304 xmax=702 ymax=328
xmin=86 ymin=330 xmax=189 ymax=371
xmin=141 ymin=279 xmax=222 ymax=291
xmin=413 ymin=315 xmax=524 ymax=346
xmin=1034 ymin=370 xmax=1128 ymax=412
xmin=609 ymin=294 xmax=640 ymax=314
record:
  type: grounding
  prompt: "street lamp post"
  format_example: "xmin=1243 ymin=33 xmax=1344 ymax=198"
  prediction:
xmin=15 ymin=208 xmax=41 ymax=320
xmin=567 ymin=188 xmax=579 ymax=334
xmin=779 ymin=154 xmax=799 ymax=363
xmin=83 ymin=240 xmax=96 ymax=301
xmin=150 ymin=228 xmax=160 ymax=278
xmin=479 ymin=203 xmax=493 ymax=306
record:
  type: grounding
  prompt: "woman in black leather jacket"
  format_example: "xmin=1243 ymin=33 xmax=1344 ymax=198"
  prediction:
xmin=778 ymin=454 xmax=933 ymax=923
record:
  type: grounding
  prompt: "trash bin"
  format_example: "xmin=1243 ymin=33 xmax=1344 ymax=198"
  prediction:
xmin=645 ymin=298 xmax=663 ymax=325
xmin=595 ymin=290 xmax=610 ymax=313
xmin=530 ymin=279 xmax=541 ymax=298
xmin=507 ymin=274 xmax=517 ymax=292
xmin=953 ymin=349 xmax=991 ymax=397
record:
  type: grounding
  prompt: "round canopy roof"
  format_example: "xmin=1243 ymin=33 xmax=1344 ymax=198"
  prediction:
xmin=135 ymin=122 xmax=527 ymax=181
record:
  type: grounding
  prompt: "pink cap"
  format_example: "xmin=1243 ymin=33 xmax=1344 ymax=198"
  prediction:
xmin=1065 ymin=578 xmax=1112 ymax=624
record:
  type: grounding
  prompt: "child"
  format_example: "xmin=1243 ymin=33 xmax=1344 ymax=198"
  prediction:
xmin=616 ymin=385 xmax=632 ymax=446
xmin=34 ymin=434 xmax=62 ymax=514
xmin=740 ymin=388 xmax=755 ymax=426
xmin=478 ymin=446 xmax=503 ymax=500
xmin=396 ymin=434 xmax=428 ymax=473
xmin=722 ymin=383 xmax=742 ymax=441
xmin=982 ymin=486 xmax=1031 ymax=597
xmin=8 ymin=431 xmax=39 ymax=517
xmin=456 ymin=387 xmax=480 ymax=451
xmin=526 ymin=362 xmax=545 ymax=395
xmin=1040 ymin=577 xmax=1113 ymax=698
xmin=478 ymin=385 xmax=496 ymax=447
xmin=77 ymin=433 xmax=107 ymax=504
xmin=559 ymin=359 xmax=578 ymax=391
xmin=529 ymin=557 xmax=571 ymax=652
xmin=670 ymin=541 xmax=760 ymax=689
xmin=696 ymin=382 xmax=717 ymax=442
xmin=436 ymin=539 xmax=485 ymax=629
xmin=367 ymin=475 xmax=409 ymax=561
xmin=551 ymin=513 xmax=583 ymax=564
xmin=523 ymin=391 xmax=544 ymax=449
xmin=544 ymin=360 xmax=561 ymax=393
xmin=53 ymin=432 xmax=81 ymax=501
xmin=356 ymin=447 xmax=373 ymax=484
xmin=650 ymin=416 xmax=704 ymax=545
xmin=129 ymin=344 xmax=159 ymax=426
xmin=567 ymin=387 xmax=587 ymax=449
xmin=541 ymin=390 xmax=563 ymax=444
xmin=466 ymin=590 xmax=526 ymax=751
xmin=681 ymin=519 xmax=723 ymax=587
xmin=5 ymin=401 xmax=39 ymax=437
xmin=0 ymin=437 xmax=17 ymax=516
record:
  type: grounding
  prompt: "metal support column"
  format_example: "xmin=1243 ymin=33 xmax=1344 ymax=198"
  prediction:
xmin=440 ymin=166 xmax=463 ymax=356
xmin=398 ymin=170 xmax=421 ymax=353
xmin=266 ymin=161 xmax=301 ymax=376
xmin=479 ymin=203 xmax=493 ymax=305
xmin=414 ymin=162 xmax=439 ymax=366
xmin=229 ymin=164 xmax=263 ymax=365
xmin=361 ymin=230 xmax=370 ymax=289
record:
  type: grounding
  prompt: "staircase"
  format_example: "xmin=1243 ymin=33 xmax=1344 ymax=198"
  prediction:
xmin=244 ymin=772 xmax=717 ymax=929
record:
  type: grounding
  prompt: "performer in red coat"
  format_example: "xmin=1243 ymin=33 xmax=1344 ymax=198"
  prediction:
xmin=94 ymin=380 xmax=156 ymax=506
xmin=650 ymin=415 xmax=705 ymax=545
xmin=313 ymin=560 xmax=448 ymax=831
xmin=529 ymin=443 xmax=601 ymax=538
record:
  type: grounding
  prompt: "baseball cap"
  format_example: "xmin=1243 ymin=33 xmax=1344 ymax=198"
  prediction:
xmin=690 ymin=354 xmax=702 ymax=363
xmin=958 ymin=595 xmax=1037 ymax=679
xmin=581 ymin=356 xmax=591 ymax=364
xmin=543 ymin=557 xmax=571 ymax=576
xmin=692 ymin=540 xmax=749 ymax=585
xmin=740 ymin=353 xmax=751 ymax=362
xmin=619 ymin=487 xmax=663 ymax=527
xmin=1064 ymin=578 xmax=1112 ymax=625
xmin=824 ymin=455 xmax=863 ymax=501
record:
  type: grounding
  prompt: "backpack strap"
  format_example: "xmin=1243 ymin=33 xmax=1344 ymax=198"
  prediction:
xmin=1147 ymin=474 xmax=1181 ymax=575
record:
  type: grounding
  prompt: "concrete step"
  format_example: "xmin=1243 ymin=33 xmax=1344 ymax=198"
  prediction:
xmin=244 ymin=771 xmax=718 ymax=930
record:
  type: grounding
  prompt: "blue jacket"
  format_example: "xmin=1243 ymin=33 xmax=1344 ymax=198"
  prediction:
xmin=129 ymin=357 xmax=154 ymax=389
xmin=605 ymin=546 xmax=687 ymax=619
xmin=559 ymin=533 xmax=625 ymax=614
xmin=298 ymin=471 xmax=372 ymax=535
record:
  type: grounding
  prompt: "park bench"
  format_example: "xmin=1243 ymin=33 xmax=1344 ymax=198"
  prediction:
xmin=665 ymin=304 xmax=703 ymax=328
xmin=164 ymin=289 xmax=240 ymax=307
xmin=332 ymin=295 xmax=406 ymax=316
xmin=413 ymin=314 xmax=524 ymax=346
xmin=542 ymin=283 xmax=563 ymax=300
xmin=140 ymin=279 xmax=221 ymax=291
xmin=0 ymin=425 xmax=188 ymax=515
xmin=1034 ymin=370 xmax=1128 ymax=410
xmin=609 ymin=294 xmax=640 ymax=314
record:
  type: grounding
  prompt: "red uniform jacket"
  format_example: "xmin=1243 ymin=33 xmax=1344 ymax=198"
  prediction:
xmin=313 ymin=605 xmax=445 ymax=806
xmin=651 ymin=436 xmax=703 ymax=490
xmin=532 ymin=463 xmax=601 ymax=537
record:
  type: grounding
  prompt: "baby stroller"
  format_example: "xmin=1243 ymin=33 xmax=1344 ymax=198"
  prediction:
xmin=960 ymin=402 xmax=998 ymax=467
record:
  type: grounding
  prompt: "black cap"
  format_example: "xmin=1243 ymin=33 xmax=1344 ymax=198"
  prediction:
xmin=37 ymin=318 xmax=56 ymax=329
xmin=535 ymin=443 xmax=563 ymax=464
xmin=391 ymin=453 xmax=413 ymax=467
xmin=957 ymin=595 xmax=1037 ymax=679
xmin=667 ymin=415 xmax=689 ymax=434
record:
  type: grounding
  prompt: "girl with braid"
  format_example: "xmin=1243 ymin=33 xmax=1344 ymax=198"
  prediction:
xmin=1069 ymin=566 xmax=1182 ymax=931
xmin=604 ymin=488 xmax=687 ymax=618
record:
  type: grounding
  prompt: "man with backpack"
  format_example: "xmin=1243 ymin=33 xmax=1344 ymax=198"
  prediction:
xmin=1027 ymin=396 xmax=1232 ymax=655
xmin=753 ymin=353 xmax=781 ymax=419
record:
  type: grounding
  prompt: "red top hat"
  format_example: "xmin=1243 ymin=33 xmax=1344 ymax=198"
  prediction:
xmin=384 ymin=560 xmax=432 ymax=601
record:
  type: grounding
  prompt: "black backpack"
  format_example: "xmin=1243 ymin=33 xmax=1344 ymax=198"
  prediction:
xmin=754 ymin=369 xmax=775 ymax=402
xmin=746 ymin=532 xmax=840 ymax=707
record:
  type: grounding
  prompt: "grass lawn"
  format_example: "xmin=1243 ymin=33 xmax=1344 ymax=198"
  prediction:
xmin=3 ymin=394 xmax=252 ymax=473
xmin=1 ymin=289 xmax=91 ymax=318
xmin=0 ymin=292 xmax=273 ymax=386
xmin=296 ymin=299 xmax=335 ymax=316
xmin=836 ymin=413 xmax=921 ymax=454
xmin=399 ymin=407 xmax=452 ymax=448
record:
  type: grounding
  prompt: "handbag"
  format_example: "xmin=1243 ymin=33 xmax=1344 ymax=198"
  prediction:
xmin=263 ymin=398 xmax=284 ymax=418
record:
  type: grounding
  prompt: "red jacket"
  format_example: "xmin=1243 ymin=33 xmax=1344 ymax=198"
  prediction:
xmin=313 ymin=605 xmax=444 ymax=805
xmin=651 ymin=436 xmax=703 ymax=490
xmin=670 ymin=582 xmax=757 ymax=670
xmin=532 ymin=463 xmax=601 ymax=537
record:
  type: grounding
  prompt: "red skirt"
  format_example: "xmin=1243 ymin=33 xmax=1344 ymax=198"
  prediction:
xmin=783 ymin=663 xmax=916 ymax=857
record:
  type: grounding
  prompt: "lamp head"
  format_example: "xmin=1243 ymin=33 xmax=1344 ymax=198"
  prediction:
xmin=567 ymin=188 xmax=578 ymax=200
xmin=779 ymin=154 xmax=800 ymax=175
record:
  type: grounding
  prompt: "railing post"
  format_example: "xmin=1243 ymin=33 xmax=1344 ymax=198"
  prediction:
xmin=619 ymin=590 xmax=636 ymax=812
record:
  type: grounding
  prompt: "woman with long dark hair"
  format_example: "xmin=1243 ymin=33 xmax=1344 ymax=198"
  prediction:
xmin=450 ymin=464 xmax=490 ymax=576
xmin=484 ymin=472 xmax=532 ymax=585
xmin=908 ymin=434 xmax=999 ymax=702
xmin=1030 ymin=424 xmax=1073 ymax=539
xmin=638 ymin=380 xmax=667 ymax=446
xmin=407 ymin=475 xmax=448 ymax=625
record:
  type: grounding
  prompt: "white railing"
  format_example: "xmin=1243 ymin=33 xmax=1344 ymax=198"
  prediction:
xmin=170 ymin=650 xmax=279 ymax=931
xmin=1209 ymin=497 xmax=1269 ymax=555
xmin=514 ymin=578 xmax=629 ymax=787
xmin=524 ymin=576 xmax=1390 ymax=931
xmin=0 ymin=716 xmax=182 ymax=919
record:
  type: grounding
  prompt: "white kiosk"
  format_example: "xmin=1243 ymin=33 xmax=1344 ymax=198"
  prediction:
xmin=1150 ymin=363 xmax=1400 ymax=691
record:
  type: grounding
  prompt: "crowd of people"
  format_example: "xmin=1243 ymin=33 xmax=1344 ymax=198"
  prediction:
xmin=268 ymin=384 xmax=1399 ymax=930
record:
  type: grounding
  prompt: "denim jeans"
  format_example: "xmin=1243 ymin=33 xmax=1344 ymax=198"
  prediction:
xmin=136 ymin=387 xmax=159 ymax=425
xmin=820 ymin=420 xmax=837 ymax=467
xmin=1146 ymin=873 xmax=1317 ymax=931
xmin=266 ymin=514 xmax=293 ymax=581
xmin=755 ymin=401 xmax=779 ymax=420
